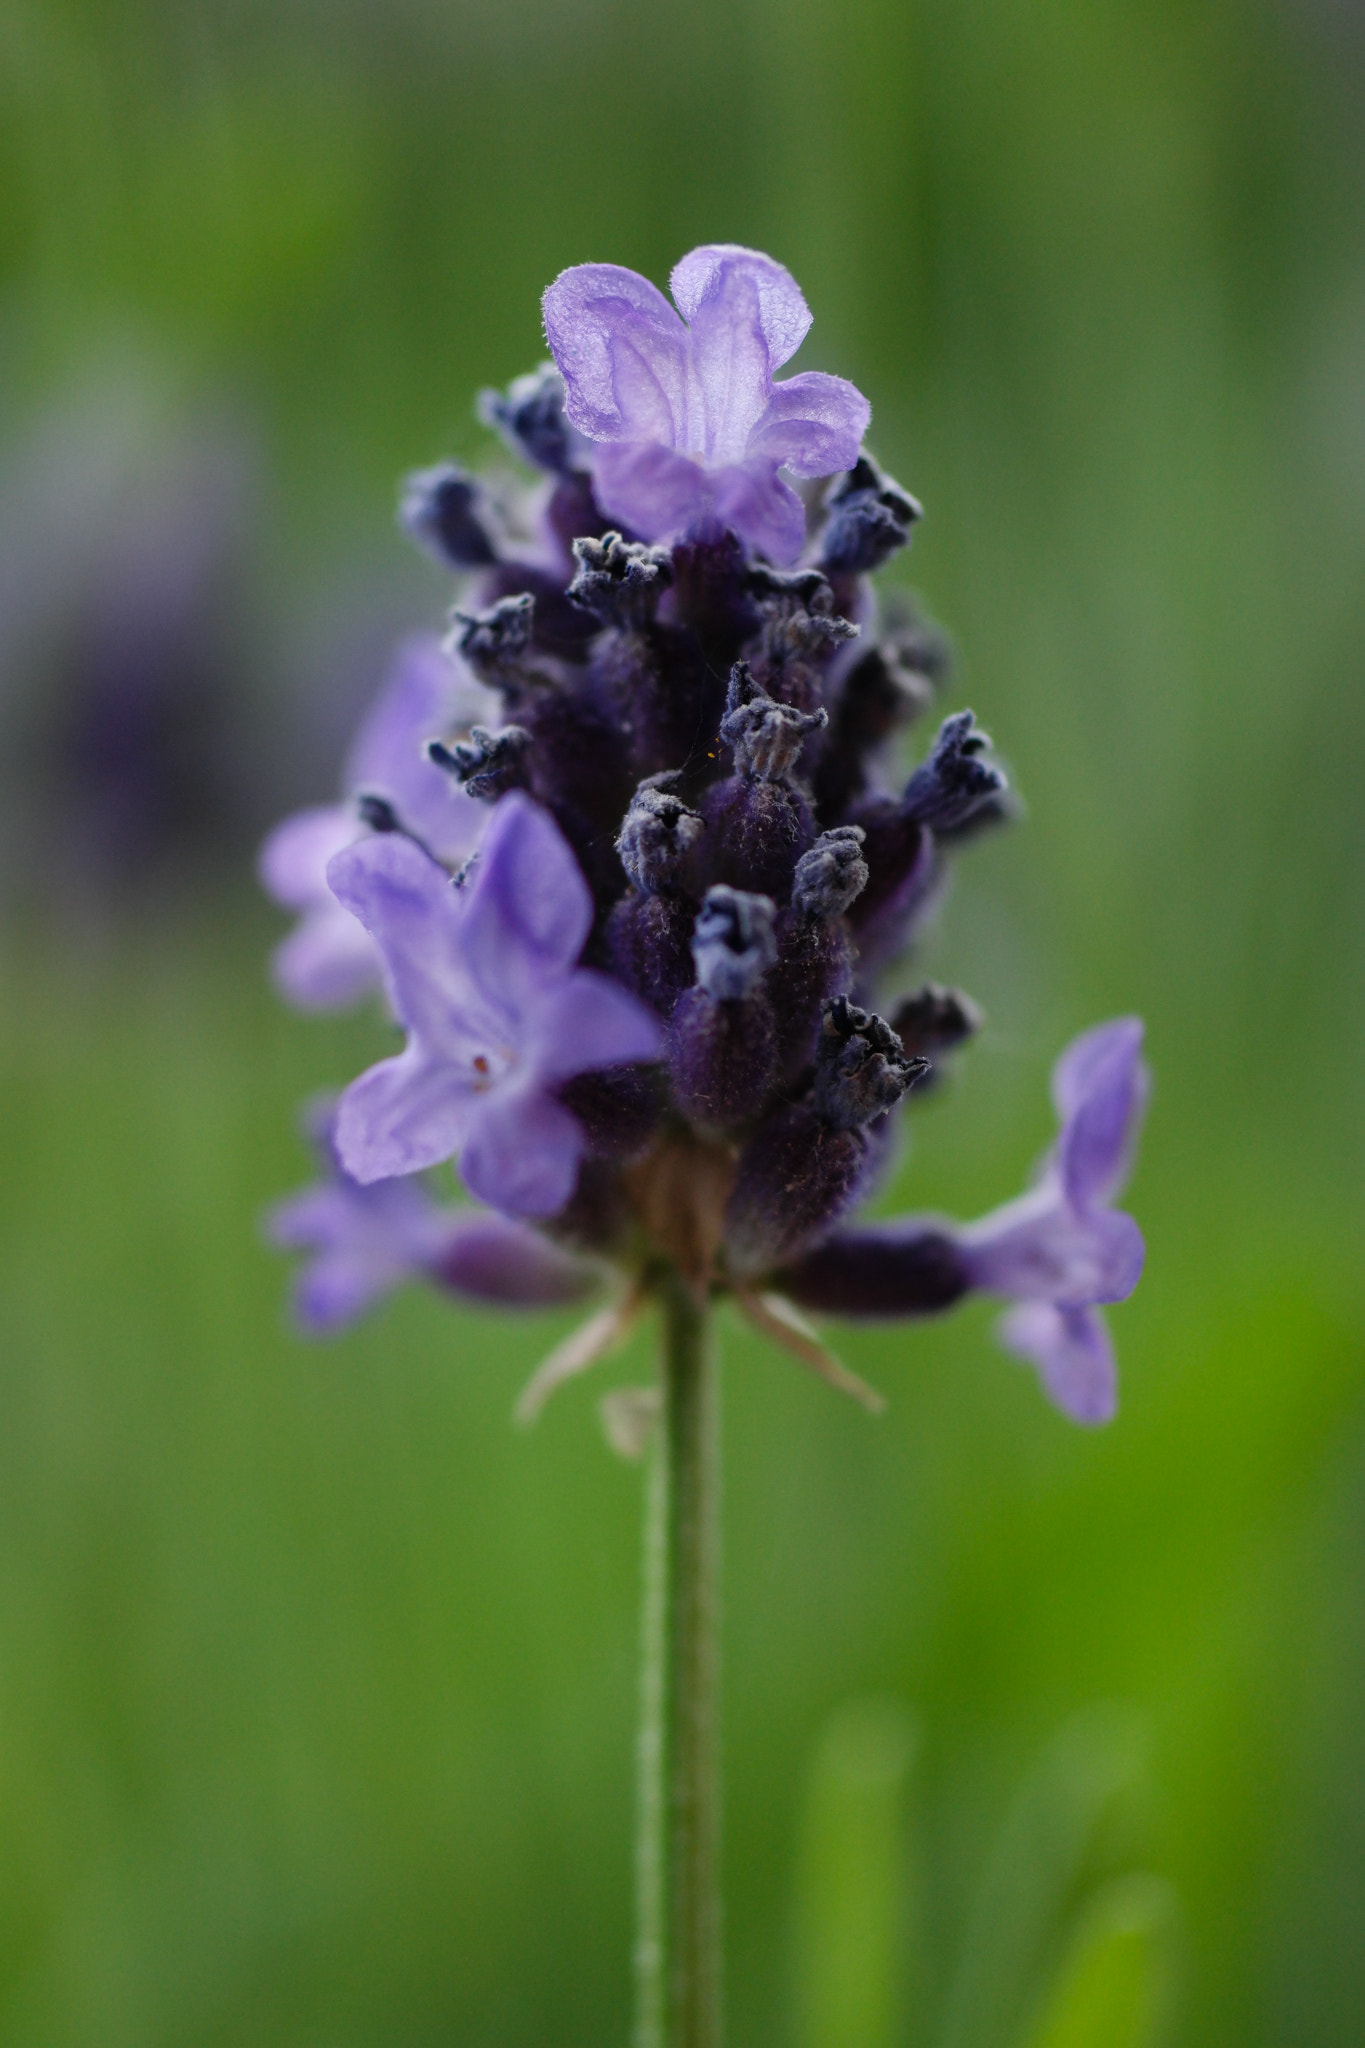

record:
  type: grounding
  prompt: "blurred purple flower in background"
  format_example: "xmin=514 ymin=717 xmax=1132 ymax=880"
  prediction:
xmin=543 ymin=244 xmax=870 ymax=563
xmin=258 ymin=635 xmax=493 ymax=1010
xmin=268 ymin=1104 xmax=595 ymax=1333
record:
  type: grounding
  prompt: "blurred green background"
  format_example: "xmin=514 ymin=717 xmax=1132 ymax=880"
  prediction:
xmin=1 ymin=0 xmax=1364 ymax=2040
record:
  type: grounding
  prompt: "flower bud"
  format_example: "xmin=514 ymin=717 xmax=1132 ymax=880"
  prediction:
xmin=811 ymin=997 xmax=928 ymax=1131
xmin=569 ymin=532 xmax=674 ymax=626
xmin=478 ymin=363 xmax=578 ymax=474
xmin=691 ymin=886 xmax=777 ymax=1000
xmin=720 ymin=662 xmax=827 ymax=781
xmin=887 ymin=985 xmax=983 ymax=1060
xmin=616 ymin=777 xmax=705 ymax=894
xmin=400 ymin=463 xmax=499 ymax=569
xmin=428 ymin=724 xmax=532 ymax=802
xmin=791 ymin=826 xmax=868 ymax=920
xmin=819 ymin=456 xmax=922 ymax=577
xmin=902 ymin=710 xmax=1005 ymax=832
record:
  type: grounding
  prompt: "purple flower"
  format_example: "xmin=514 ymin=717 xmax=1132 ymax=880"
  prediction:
xmin=268 ymin=1112 xmax=595 ymax=1334
xmin=258 ymin=636 xmax=494 ymax=1011
xmin=543 ymin=245 xmax=870 ymax=565
xmin=957 ymin=1018 xmax=1149 ymax=1424
xmin=328 ymin=791 xmax=663 ymax=1217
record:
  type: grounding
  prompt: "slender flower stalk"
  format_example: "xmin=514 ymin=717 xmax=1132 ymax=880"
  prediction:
xmin=260 ymin=244 xmax=1150 ymax=2040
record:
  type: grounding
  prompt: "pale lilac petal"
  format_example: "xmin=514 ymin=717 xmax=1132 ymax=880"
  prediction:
xmin=674 ymin=251 xmax=803 ymax=458
xmin=334 ymin=1049 xmax=473 ymax=1184
xmin=543 ymin=264 xmax=687 ymax=444
xmin=258 ymin=804 xmax=357 ymax=912
xmin=1052 ymin=1017 xmax=1149 ymax=1209
xmin=590 ymin=442 xmax=707 ymax=543
xmin=345 ymin=634 xmax=491 ymax=863
xmin=434 ymin=1214 xmax=595 ymax=1306
xmin=747 ymin=372 xmax=871 ymax=479
xmin=294 ymin=1252 xmax=392 ymax=1334
xmin=268 ymin=1166 xmax=458 ymax=1334
xmin=527 ymin=969 xmax=662 ymax=1083
xmin=669 ymin=245 xmax=812 ymax=370
xmin=999 ymin=1302 xmax=1118 ymax=1426
xmin=327 ymin=834 xmax=489 ymax=1056
xmin=457 ymin=793 xmax=593 ymax=1012
xmin=271 ymin=901 xmax=380 ymax=1012
xmin=459 ymin=1086 xmax=585 ymax=1217
xmin=957 ymin=1184 xmax=1146 ymax=1306
xmin=708 ymin=463 xmax=808 ymax=565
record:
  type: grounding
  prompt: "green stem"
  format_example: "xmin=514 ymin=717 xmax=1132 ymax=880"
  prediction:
xmin=634 ymin=1274 xmax=722 ymax=2048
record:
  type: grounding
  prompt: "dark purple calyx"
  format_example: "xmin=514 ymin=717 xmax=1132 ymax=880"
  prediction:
xmin=400 ymin=463 xmax=499 ymax=570
xmin=818 ymin=455 xmax=921 ymax=578
xmin=791 ymin=826 xmax=868 ymax=921
xmin=812 ymin=996 xmax=928 ymax=1131
xmin=888 ymin=984 xmax=983 ymax=1061
xmin=778 ymin=1225 xmax=970 ymax=1317
xmin=478 ymin=363 xmax=578 ymax=475
xmin=616 ymin=776 xmax=705 ymax=895
xmin=569 ymin=532 xmax=674 ymax=628
xmin=902 ymin=710 xmax=1005 ymax=833
xmin=451 ymin=593 xmax=540 ymax=690
xmin=691 ymin=885 xmax=777 ymax=1000
xmin=428 ymin=723 xmax=532 ymax=802
xmin=720 ymin=660 xmax=827 ymax=781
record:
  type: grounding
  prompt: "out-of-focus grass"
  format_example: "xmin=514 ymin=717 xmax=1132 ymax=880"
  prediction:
xmin=1 ymin=0 xmax=1364 ymax=2039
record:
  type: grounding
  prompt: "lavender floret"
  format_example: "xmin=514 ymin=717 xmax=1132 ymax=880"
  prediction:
xmin=261 ymin=242 xmax=1147 ymax=1429
xmin=543 ymin=244 xmax=870 ymax=563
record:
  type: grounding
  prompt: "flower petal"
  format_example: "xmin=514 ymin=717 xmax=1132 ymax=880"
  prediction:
xmin=458 ymin=1086 xmax=585 ymax=1218
xmin=456 ymin=793 xmax=594 ymax=1014
xmin=293 ymin=1251 xmax=393 ymax=1335
xmin=527 ymin=968 xmax=662 ymax=1083
xmin=590 ymin=441 xmax=707 ymax=544
xmin=268 ymin=1145 xmax=464 ymax=1333
xmin=270 ymin=901 xmax=381 ymax=1012
xmin=335 ymin=1048 xmax=473 ymax=1184
xmin=259 ymin=804 xmax=357 ymax=912
xmin=1052 ymin=1016 xmax=1149 ymax=1209
xmin=327 ymin=833 xmax=488 ymax=1056
xmin=747 ymin=371 xmax=871 ymax=479
xmin=957 ymin=1184 xmax=1146 ymax=1306
xmin=998 ymin=1301 xmax=1118 ymax=1426
xmin=669 ymin=245 xmax=812 ymax=370
xmin=543 ymin=263 xmax=687 ymax=444
xmin=707 ymin=462 xmax=808 ymax=565
xmin=672 ymin=251 xmax=802 ymax=458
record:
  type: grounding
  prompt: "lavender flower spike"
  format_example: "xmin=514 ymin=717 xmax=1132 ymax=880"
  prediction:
xmin=259 ymin=635 xmax=494 ymax=1011
xmin=330 ymin=792 xmax=662 ymax=1217
xmin=543 ymin=245 xmax=870 ymax=564
xmin=957 ymin=1018 xmax=1149 ymax=1424
xmin=269 ymin=1111 xmax=594 ymax=1334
